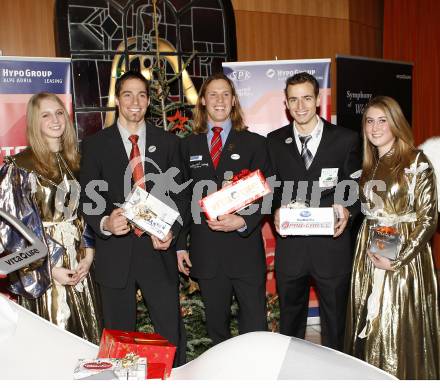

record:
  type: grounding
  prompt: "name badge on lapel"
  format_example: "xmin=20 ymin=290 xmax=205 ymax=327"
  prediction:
xmin=190 ymin=155 xmax=203 ymax=162
xmin=231 ymin=153 xmax=240 ymax=160
xmin=190 ymin=162 xmax=209 ymax=169
xmin=319 ymin=168 xmax=339 ymax=188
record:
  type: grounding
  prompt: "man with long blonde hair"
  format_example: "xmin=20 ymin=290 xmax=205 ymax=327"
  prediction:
xmin=176 ymin=73 xmax=271 ymax=345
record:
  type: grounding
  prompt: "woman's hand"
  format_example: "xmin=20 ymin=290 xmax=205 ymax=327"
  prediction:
xmin=52 ymin=267 xmax=79 ymax=286
xmin=367 ymin=250 xmax=393 ymax=270
xmin=75 ymin=248 xmax=94 ymax=283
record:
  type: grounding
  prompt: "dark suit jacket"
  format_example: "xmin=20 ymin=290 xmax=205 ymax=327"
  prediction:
xmin=267 ymin=119 xmax=362 ymax=279
xmin=176 ymin=129 xmax=272 ymax=279
xmin=79 ymin=123 xmax=185 ymax=288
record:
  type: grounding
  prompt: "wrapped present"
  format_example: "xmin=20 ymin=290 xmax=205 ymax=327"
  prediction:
xmin=369 ymin=225 xmax=401 ymax=260
xmin=122 ymin=186 xmax=180 ymax=240
xmin=73 ymin=358 xmax=119 ymax=380
xmin=115 ymin=353 xmax=147 ymax=380
xmin=148 ymin=363 xmax=167 ymax=379
xmin=199 ymin=169 xmax=271 ymax=220
xmin=98 ymin=329 xmax=176 ymax=378
xmin=73 ymin=355 xmax=147 ymax=380
xmin=279 ymin=206 xmax=336 ymax=235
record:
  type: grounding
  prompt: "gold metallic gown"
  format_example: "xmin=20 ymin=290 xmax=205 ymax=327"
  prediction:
xmin=5 ymin=150 xmax=102 ymax=344
xmin=345 ymin=150 xmax=440 ymax=379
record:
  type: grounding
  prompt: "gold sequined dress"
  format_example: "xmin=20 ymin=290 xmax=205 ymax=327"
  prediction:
xmin=345 ymin=150 xmax=440 ymax=379
xmin=0 ymin=149 xmax=102 ymax=344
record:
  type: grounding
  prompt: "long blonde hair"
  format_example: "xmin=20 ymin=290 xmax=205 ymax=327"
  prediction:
xmin=360 ymin=96 xmax=415 ymax=186
xmin=192 ymin=73 xmax=246 ymax=134
xmin=26 ymin=93 xmax=80 ymax=179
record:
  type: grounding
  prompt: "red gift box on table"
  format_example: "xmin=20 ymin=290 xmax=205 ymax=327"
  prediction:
xmin=199 ymin=169 xmax=271 ymax=221
xmin=148 ymin=363 xmax=167 ymax=379
xmin=97 ymin=329 xmax=176 ymax=378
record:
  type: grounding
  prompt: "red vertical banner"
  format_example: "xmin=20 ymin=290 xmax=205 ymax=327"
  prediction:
xmin=384 ymin=0 xmax=440 ymax=272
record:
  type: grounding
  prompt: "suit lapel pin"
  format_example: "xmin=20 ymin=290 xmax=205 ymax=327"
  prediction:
xmin=231 ymin=153 xmax=240 ymax=160
xmin=285 ymin=137 xmax=293 ymax=144
xmin=148 ymin=145 xmax=156 ymax=153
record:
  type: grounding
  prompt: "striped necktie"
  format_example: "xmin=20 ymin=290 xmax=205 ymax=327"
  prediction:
xmin=299 ymin=135 xmax=313 ymax=170
xmin=210 ymin=127 xmax=223 ymax=168
xmin=128 ymin=134 xmax=146 ymax=236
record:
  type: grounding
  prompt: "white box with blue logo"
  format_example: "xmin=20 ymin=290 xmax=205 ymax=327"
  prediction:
xmin=279 ymin=207 xmax=335 ymax=236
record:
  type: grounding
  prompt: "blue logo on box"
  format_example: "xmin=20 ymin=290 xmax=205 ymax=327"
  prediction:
xmin=300 ymin=210 xmax=311 ymax=217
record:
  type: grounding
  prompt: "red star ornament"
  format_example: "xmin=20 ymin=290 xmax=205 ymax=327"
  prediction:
xmin=167 ymin=110 xmax=189 ymax=131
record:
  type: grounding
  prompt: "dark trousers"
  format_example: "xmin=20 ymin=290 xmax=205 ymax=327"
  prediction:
xmin=197 ymin=270 xmax=267 ymax=346
xmin=276 ymin=271 xmax=351 ymax=351
xmin=99 ymin=236 xmax=186 ymax=366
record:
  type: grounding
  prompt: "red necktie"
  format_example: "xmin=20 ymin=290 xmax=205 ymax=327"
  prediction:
xmin=129 ymin=134 xmax=145 ymax=236
xmin=210 ymin=127 xmax=223 ymax=168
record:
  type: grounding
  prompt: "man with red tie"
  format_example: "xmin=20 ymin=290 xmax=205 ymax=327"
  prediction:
xmin=176 ymin=73 xmax=272 ymax=345
xmin=80 ymin=71 xmax=186 ymax=365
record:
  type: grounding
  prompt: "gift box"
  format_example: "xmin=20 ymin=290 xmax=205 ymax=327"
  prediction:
xmin=279 ymin=207 xmax=336 ymax=235
xmin=98 ymin=329 xmax=176 ymax=378
xmin=199 ymin=169 xmax=271 ymax=220
xmin=369 ymin=225 xmax=401 ymax=260
xmin=122 ymin=186 xmax=180 ymax=240
xmin=115 ymin=353 xmax=147 ymax=380
xmin=73 ymin=355 xmax=147 ymax=380
xmin=148 ymin=363 xmax=167 ymax=379
xmin=73 ymin=358 xmax=119 ymax=380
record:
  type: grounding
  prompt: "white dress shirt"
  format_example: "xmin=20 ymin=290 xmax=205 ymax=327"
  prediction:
xmin=293 ymin=115 xmax=324 ymax=158
xmin=206 ymin=119 xmax=232 ymax=149
xmin=117 ymin=120 xmax=147 ymax=159
xmin=100 ymin=120 xmax=147 ymax=235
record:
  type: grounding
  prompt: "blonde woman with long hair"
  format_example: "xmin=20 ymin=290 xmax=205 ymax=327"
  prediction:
xmin=345 ymin=96 xmax=439 ymax=379
xmin=0 ymin=93 xmax=101 ymax=343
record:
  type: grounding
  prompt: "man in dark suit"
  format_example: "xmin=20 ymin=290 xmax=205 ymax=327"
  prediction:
xmin=267 ymin=72 xmax=362 ymax=350
xmin=79 ymin=71 xmax=186 ymax=364
xmin=176 ymin=73 xmax=271 ymax=345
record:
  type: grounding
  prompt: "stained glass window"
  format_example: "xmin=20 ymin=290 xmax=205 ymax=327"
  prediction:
xmin=55 ymin=0 xmax=237 ymax=137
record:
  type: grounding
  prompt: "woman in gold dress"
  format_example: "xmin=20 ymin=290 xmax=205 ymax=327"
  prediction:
xmin=0 ymin=93 xmax=101 ymax=344
xmin=345 ymin=96 xmax=439 ymax=379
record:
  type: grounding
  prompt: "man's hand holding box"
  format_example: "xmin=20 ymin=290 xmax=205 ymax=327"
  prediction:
xmin=122 ymin=186 xmax=180 ymax=240
xmin=278 ymin=206 xmax=336 ymax=236
xmin=199 ymin=169 xmax=271 ymax=220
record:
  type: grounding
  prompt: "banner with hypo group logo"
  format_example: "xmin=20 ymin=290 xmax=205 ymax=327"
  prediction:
xmin=336 ymin=55 xmax=413 ymax=131
xmin=0 ymin=57 xmax=72 ymax=165
xmin=223 ymin=59 xmax=331 ymax=324
xmin=222 ymin=58 xmax=331 ymax=137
